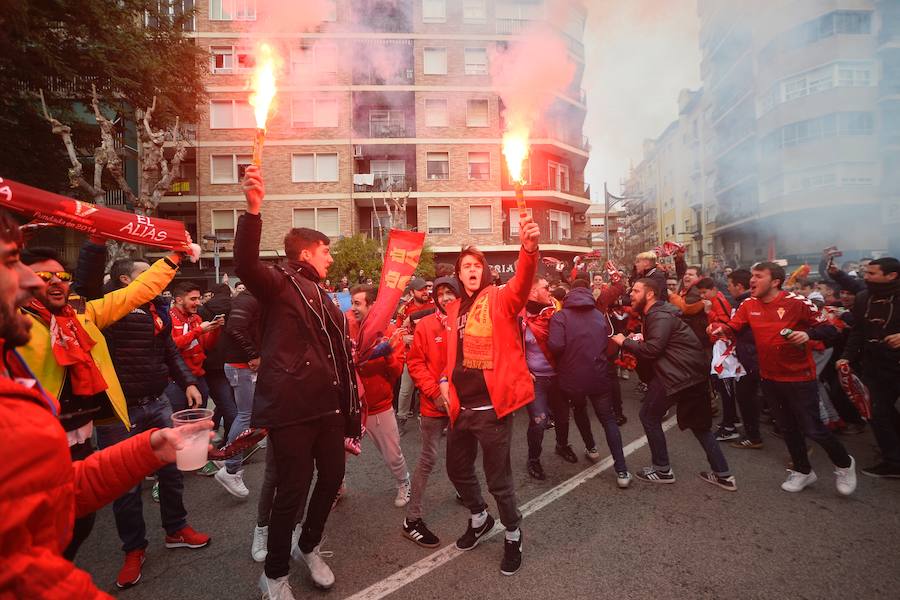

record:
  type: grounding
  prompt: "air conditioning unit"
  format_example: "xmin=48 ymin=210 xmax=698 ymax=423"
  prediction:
xmin=353 ymin=145 xmax=363 ymax=158
xmin=406 ymin=69 xmax=414 ymax=80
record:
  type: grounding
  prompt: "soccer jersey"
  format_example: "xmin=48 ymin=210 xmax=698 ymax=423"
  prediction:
xmin=725 ymin=291 xmax=825 ymax=382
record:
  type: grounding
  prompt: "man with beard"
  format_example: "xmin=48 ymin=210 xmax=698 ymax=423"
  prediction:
xmin=837 ymin=257 xmax=900 ymax=478
xmin=710 ymin=262 xmax=855 ymax=495
xmin=168 ymin=282 xmax=224 ymax=414
xmin=403 ymin=276 xmax=459 ymax=547
xmin=612 ymin=279 xmax=736 ymax=492
xmin=396 ymin=277 xmax=435 ymax=429
xmin=0 ymin=210 xmax=213 ymax=598
xmin=237 ymin=166 xmax=360 ymax=599
xmin=18 ymin=245 xmax=182 ymax=559
xmin=438 ymin=214 xmax=540 ymax=576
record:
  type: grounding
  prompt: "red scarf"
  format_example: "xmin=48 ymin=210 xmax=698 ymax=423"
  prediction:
xmin=28 ymin=300 xmax=108 ymax=396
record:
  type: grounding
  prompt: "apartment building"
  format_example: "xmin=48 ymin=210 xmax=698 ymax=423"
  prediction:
xmin=157 ymin=0 xmax=592 ymax=281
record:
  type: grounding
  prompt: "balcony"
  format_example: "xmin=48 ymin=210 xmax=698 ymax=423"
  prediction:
xmin=165 ymin=176 xmax=198 ymax=197
xmin=368 ymin=121 xmax=409 ymax=138
xmin=354 ymin=173 xmax=416 ymax=193
xmin=497 ymin=18 xmax=531 ymax=35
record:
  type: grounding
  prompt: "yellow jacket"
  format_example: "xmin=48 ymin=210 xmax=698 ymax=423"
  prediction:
xmin=18 ymin=257 xmax=179 ymax=430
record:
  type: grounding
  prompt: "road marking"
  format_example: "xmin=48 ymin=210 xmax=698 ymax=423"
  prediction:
xmin=345 ymin=418 xmax=678 ymax=600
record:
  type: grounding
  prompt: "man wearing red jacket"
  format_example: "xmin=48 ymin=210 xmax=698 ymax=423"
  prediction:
xmin=395 ymin=278 xmax=435 ymax=429
xmin=403 ymin=276 xmax=459 ymax=547
xmin=349 ymin=284 xmax=411 ymax=508
xmin=438 ymin=215 xmax=540 ymax=576
xmin=167 ymin=281 xmax=223 ymax=413
xmin=0 ymin=211 xmax=212 ymax=599
xmin=710 ymin=261 xmax=857 ymax=495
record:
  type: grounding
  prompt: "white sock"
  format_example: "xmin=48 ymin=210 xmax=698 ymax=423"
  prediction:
xmin=505 ymin=528 xmax=521 ymax=542
xmin=471 ymin=510 xmax=487 ymax=528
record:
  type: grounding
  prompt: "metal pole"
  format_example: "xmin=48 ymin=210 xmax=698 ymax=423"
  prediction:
xmin=214 ymin=242 xmax=220 ymax=284
xmin=603 ymin=181 xmax=609 ymax=264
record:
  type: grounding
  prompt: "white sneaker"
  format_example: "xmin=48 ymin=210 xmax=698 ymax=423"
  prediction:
xmin=835 ymin=455 xmax=857 ymax=496
xmin=215 ymin=468 xmax=249 ymax=498
xmin=394 ymin=479 xmax=411 ymax=507
xmin=259 ymin=573 xmax=295 ymax=600
xmin=291 ymin=544 xmax=335 ymax=589
xmin=781 ymin=469 xmax=818 ymax=492
xmin=251 ymin=525 xmax=268 ymax=562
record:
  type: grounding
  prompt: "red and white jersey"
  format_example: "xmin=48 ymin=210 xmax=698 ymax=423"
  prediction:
xmin=725 ymin=291 xmax=826 ymax=382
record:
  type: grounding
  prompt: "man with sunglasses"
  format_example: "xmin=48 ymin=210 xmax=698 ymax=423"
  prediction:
xmin=18 ymin=246 xmax=183 ymax=559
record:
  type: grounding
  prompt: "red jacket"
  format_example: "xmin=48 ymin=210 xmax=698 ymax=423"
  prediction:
xmin=407 ymin=311 xmax=451 ymax=418
xmin=443 ymin=245 xmax=537 ymax=423
xmin=348 ymin=314 xmax=405 ymax=416
xmin=0 ymin=375 xmax=165 ymax=599
xmin=396 ymin=297 xmax=435 ymax=329
xmin=705 ymin=291 xmax=732 ymax=341
xmin=170 ymin=307 xmax=218 ymax=377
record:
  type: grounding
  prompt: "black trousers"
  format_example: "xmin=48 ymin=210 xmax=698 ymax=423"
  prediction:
xmin=63 ymin=439 xmax=96 ymax=561
xmin=735 ymin=372 xmax=762 ymax=442
xmin=264 ymin=413 xmax=345 ymax=580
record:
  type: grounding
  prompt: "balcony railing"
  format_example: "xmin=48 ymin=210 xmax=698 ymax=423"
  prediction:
xmin=353 ymin=173 xmax=414 ymax=192
xmin=369 ymin=122 xmax=408 ymax=138
xmin=165 ymin=176 xmax=197 ymax=196
xmin=496 ymin=18 xmax=531 ymax=35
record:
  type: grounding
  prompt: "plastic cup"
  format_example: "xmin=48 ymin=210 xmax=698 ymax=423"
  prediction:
xmin=171 ymin=408 xmax=214 ymax=471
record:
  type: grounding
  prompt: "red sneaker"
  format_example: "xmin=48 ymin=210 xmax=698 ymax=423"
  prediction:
xmin=116 ymin=549 xmax=146 ymax=589
xmin=165 ymin=525 xmax=211 ymax=549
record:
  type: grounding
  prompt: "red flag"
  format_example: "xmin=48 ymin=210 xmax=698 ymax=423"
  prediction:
xmin=0 ymin=177 xmax=195 ymax=254
xmin=356 ymin=229 xmax=426 ymax=361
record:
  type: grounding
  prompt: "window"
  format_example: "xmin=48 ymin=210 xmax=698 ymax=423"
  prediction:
xmin=316 ymin=43 xmax=338 ymax=74
xmin=463 ymin=0 xmax=487 ymax=23
xmin=323 ymin=0 xmax=337 ymax=21
xmin=423 ymin=0 xmax=446 ymax=23
xmin=209 ymin=100 xmax=255 ymax=129
xmin=466 ymin=99 xmax=489 ymax=127
xmin=212 ymin=209 xmax=244 ymax=238
xmin=548 ymin=210 xmax=571 ymax=241
xmin=468 ymin=152 xmax=490 ymax=180
xmin=469 ymin=205 xmax=492 ymax=233
xmin=369 ymin=110 xmax=405 ymax=137
xmin=465 ymin=48 xmax=488 ymax=75
xmin=509 ymin=208 xmax=533 ymax=235
xmin=423 ymin=47 xmax=447 ymax=75
xmin=838 ymin=64 xmax=872 ymax=87
xmin=210 ymin=0 xmax=256 ymax=21
xmin=371 ymin=159 xmax=406 ymax=189
xmin=292 ymin=153 xmax=339 ymax=182
xmin=548 ymin=161 xmax=570 ymax=192
xmin=424 ymin=99 xmax=448 ymax=127
xmin=210 ymin=46 xmax=253 ymax=74
xmin=426 ymin=152 xmax=449 ymax=180
xmin=210 ymin=154 xmax=252 ymax=183
xmin=293 ymin=208 xmax=339 ymax=237
xmin=291 ymin=98 xmax=338 ymax=128
xmin=291 ymin=45 xmax=314 ymax=76
xmin=428 ymin=206 xmax=451 ymax=234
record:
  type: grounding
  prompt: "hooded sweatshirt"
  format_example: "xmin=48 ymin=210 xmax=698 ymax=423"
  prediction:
xmin=548 ymin=286 xmax=610 ymax=396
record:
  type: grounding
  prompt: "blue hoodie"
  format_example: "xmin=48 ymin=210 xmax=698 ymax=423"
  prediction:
xmin=547 ymin=286 xmax=610 ymax=396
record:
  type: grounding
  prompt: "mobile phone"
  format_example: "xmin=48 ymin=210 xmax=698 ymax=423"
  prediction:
xmin=214 ymin=313 xmax=225 ymax=320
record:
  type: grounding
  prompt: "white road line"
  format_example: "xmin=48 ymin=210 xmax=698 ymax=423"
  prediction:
xmin=345 ymin=418 xmax=678 ymax=600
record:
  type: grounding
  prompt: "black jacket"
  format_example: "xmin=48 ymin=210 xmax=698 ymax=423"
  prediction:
xmin=222 ymin=291 xmax=261 ymax=363
xmin=841 ymin=280 xmax=900 ymax=377
xmin=199 ymin=293 xmax=233 ymax=373
xmin=548 ymin=287 xmax=610 ymax=396
xmin=732 ymin=292 xmax=759 ymax=374
xmin=234 ymin=213 xmax=361 ymax=435
xmin=622 ymin=301 xmax=708 ymax=395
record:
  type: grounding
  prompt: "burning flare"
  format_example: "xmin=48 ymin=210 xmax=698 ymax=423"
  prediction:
xmin=502 ymin=128 xmax=530 ymax=184
xmin=249 ymin=42 xmax=278 ymax=166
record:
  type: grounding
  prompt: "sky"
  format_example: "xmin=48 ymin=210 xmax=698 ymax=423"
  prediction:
xmin=582 ymin=0 xmax=702 ymax=199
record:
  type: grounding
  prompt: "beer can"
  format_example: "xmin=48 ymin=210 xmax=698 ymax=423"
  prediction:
xmin=780 ymin=328 xmax=793 ymax=338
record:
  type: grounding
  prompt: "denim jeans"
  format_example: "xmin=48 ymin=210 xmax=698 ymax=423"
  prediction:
xmin=407 ymin=415 xmax=449 ymax=521
xmin=207 ymin=369 xmax=237 ymax=440
xmin=396 ymin=365 xmax=417 ymax=420
xmin=62 ymin=440 xmax=95 ymax=560
xmin=639 ymin=379 xmax=730 ymax=476
xmin=587 ymin=392 xmax=628 ymax=473
xmin=762 ymin=378 xmax=852 ymax=473
xmin=526 ymin=376 xmax=556 ymax=460
xmin=166 ymin=377 xmax=209 ymax=413
xmin=95 ymin=396 xmax=188 ymax=552
xmin=714 ymin=377 xmax=738 ymax=428
xmin=224 ymin=364 xmax=257 ymax=474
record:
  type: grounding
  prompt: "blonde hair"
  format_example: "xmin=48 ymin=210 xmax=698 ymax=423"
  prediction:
xmin=636 ymin=251 xmax=657 ymax=263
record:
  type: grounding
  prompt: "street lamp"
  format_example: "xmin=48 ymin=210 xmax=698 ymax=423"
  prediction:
xmin=202 ymin=233 xmax=234 ymax=284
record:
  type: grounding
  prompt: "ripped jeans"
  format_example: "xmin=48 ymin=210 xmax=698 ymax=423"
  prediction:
xmin=526 ymin=375 xmax=557 ymax=461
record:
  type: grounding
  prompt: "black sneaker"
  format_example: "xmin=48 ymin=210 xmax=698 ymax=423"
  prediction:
xmin=698 ymin=471 xmax=737 ymax=492
xmin=555 ymin=445 xmax=578 ymax=463
xmin=714 ymin=425 xmax=740 ymax=441
xmin=730 ymin=437 xmax=763 ymax=450
xmin=455 ymin=514 xmax=495 ymax=550
xmin=403 ymin=518 xmax=440 ymax=548
xmin=616 ymin=414 xmax=628 ymax=426
xmin=861 ymin=462 xmax=900 ymax=478
xmin=635 ymin=466 xmax=676 ymax=484
xmin=527 ymin=459 xmax=546 ymax=480
xmin=499 ymin=531 xmax=523 ymax=576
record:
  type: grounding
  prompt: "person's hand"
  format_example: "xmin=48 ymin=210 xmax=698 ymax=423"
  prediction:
xmin=248 ymin=358 xmax=261 ymax=372
xmin=702 ymin=299 xmax=713 ymax=313
xmin=222 ymin=273 xmax=230 ymax=284
xmin=519 ymin=215 xmax=540 ymax=253
xmin=884 ymin=333 xmax=900 ymax=349
xmin=707 ymin=323 xmax=725 ymax=338
xmin=835 ymin=358 xmax=849 ymax=371
xmin=201 ymin=316 xmax=225 ymax=333
xmin=149 ymin=420 xmax=214 ymax=463
xmin=435 ymin=392 xmax=450 ymax=414
xmin=241 ymin=165 xmax=265 ymax=215
xmin=611 ymin=333 xmax=626 ymax=346
xmin=786 ymin=331 xmax=810 ymax=345
xmin=185 ymin=385 xmax=203 ymax=408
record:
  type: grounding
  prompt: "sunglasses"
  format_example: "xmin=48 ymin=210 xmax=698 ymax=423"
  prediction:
xmin=34 ymin=271 xmax=73 ymax=283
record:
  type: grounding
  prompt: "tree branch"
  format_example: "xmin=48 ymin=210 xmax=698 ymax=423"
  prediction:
xmin=91 ymin=84 xmax=138 ymax=207
xmin=39 ymin=89 xmax=104 ymax=201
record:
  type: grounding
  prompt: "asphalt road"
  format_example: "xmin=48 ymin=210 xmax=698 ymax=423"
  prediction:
xmin=76 ymin=380 xmax=900 ymax=599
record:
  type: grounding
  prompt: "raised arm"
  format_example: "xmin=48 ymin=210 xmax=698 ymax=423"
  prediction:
xmin=86 ymin=255 xmax=180 ymax=330
xmin=235 ymin=166 xmax=283 ymax=300
xmin=498 ymin=214 xmax=541 ymax=316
